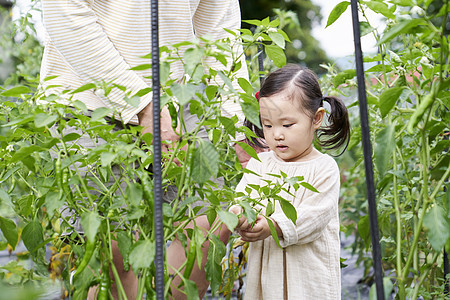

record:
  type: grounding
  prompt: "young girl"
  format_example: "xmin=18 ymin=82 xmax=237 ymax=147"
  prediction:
xmin=231 ymin=64 xmax=350 ymax=299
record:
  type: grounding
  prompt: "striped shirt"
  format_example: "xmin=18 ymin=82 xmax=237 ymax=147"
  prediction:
xmin=40 ymin=0 xmax=249 ymax=127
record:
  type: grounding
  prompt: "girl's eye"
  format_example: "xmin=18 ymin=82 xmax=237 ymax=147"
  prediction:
xmin=264 ymin=124 xmax=272 ymax=128
xmin=283 ymin=124 xmax=294 ymax=128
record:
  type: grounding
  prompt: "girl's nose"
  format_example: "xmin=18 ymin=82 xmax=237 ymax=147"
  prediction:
xmin=274 ymin=130 xmax=284 ymax=140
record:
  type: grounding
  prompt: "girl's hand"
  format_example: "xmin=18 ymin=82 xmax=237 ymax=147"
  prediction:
xmin=229 ymin=206 xmax=250 ymax=230
xmin=237 ymin=214 xmax=282 ymax=242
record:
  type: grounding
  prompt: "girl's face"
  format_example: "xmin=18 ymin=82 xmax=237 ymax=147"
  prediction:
xmin=259 ymin=91 xmax=324 ymax=162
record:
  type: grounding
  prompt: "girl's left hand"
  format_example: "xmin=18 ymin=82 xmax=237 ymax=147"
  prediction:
xmin=237 ymin=214 xmax=275 ymax=242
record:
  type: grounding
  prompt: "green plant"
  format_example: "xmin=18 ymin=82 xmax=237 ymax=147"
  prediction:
xmin=327 ymin=0 xmax=449 ymax=298
xmin=0 ymin=15 xmax=291 ymax=299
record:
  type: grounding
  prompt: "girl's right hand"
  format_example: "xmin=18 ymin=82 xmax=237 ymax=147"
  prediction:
xmin=229 ymin=206 xmax=250 ymax=231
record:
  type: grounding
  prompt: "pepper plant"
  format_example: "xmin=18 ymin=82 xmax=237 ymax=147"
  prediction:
xmin=326 ymin=0 xmax=449 ymax=298
xmin=0 ymin=13 xmax=293 ymax=299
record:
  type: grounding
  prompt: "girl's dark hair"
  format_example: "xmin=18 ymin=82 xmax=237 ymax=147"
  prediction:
xmin=245 ymin=64 xmax=350 ymax=155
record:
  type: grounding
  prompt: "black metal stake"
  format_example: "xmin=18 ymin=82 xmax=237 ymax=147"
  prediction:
xmin=350 ymin=0 xmax=385 ymax=299
xmin=257 ymin=43 xmax=265 ymax=85
xmin=151 ymin=0 xmax=165 ymax=299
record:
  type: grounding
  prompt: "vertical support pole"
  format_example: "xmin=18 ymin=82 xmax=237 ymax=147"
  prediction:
xmin=350 ymin=0 xmax=385 ymax=299
xmin=257 ymin=43 xmax=265 ymax=85
xmin=151 ymin=0 xmax=165 ymax=299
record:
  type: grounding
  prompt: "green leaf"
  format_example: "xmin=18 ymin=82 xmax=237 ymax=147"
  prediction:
xmin=100 ymin=152 xmax=116 ymax=167
xmin=238 ymin=78 xmax=253 ymax=95
xmin=116 ymin=231 xmax=132 ymax=262
xmin=129 ymin=240 xmax=155 ymax=271
xmin=22 ymin=220 xmax=44 ymax=252
xmin=124 ymin=95 xmax=140 ymax=108
xmin=279 ymin=200 xmax=297 ymax=224
xmin=357 ymin=215 xmax=371 ymax=249
xmin=172 ymin=84 xmax=197 ymax=106
xmin=261 ymin=17 xmax=270 ymax=27
xmin=269 ymin=18 xmax=280 ymax=27
xmin=10 ymin=145 xmax=43 ymax=163
xmin=240 ymin=201 xmax=257 ymax=225
xmin=374 ymin=124 xmax=395 ymax=178
xmin=366 ymin=64 xmax=392 ymax=73
xmin=34 ymin=113 xmax=58 ymax=128
xmin=360 ymin=21 xmax=374 ymax=36
xmin=266 ymin=217 xmax=282 ymax=248
xmin=1 ymin=115 xmax=34 ymax=128
xmin=333 ymin=69 xmax=356 ymax=87
xmin=71 ymin=83 xmax=96 ymax=94
xmin=0 ymin=86 xmax=31 ymax=97
xmin=364 ymin=1 xmax=395 ymax=19
xmin=129 ymin=64 xmax=152 ymax=71
xmin=424 ymin=205 xmax=450 ymax=251
xmin=264 ymin=44 xmax=286 ymax=68
xmin=243 ymin=19 xmax=262 ymax=26
xmin=217 ymin=210 xmax=238 ymax=232
xmin=391 ymin=0 xmax=413 ymax=6
xmin=73 ymin=100 xmax=88 ymax=113
xmin=44 ymin=192 xmax=65 ymax=218
xmin=326 ymin=1 xmax=350 ymax=28
xmin=218 ymin=116 xmax=236 ymax=137
xmin=134 ymin=87 xmax=152 ymax=97
xmin=300 ymin=182 xmax=319 ymax=193
xmin=125 ymin=183 xmax=143 ymax=207
xmin=0 ymin=216 xmax=18 ymax=249
xmin=217 ymin=71 xmax=236 ymax=92
xmin=369 ymin=277 xmax=394 ymax=300
xmin=235 ymin=141 xmax=260 ymax=162
xmin=182 ymin=279 xmax=200 ymax=300
xmin=240 ymin=94 xmax=261 ymax=129
xmin=205 ymin=85 xmax=218 ymax=100
xmin=91 ymin=107 xmax=111 ymax=122
xmin=378 ymin=19 xmax=426 ymax=45
xmin=268 ymin=32 xmax=285 ymax=49
xmin=205 ymin=234 xmax=226 ymax=294
xmin=191 ymin=139 xmax=219 ymax=184
xmin=44 ymin=75 xmax=59 ymax=81
xmin=62 ymin=132 xmax=81 ymax=142
xmin=81 ymin=211 xmax=101 ymax=243
xmin=0 ymin=188 xmax=12 ymax=207
xmin=160 ymin=62 xmax=171 ymax=84
xmin=379 ymin=87 xmax=405 ymax=118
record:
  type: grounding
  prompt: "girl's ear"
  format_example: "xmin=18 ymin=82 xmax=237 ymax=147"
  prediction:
xmin=313 ymin=107 xmax=325 ymax=129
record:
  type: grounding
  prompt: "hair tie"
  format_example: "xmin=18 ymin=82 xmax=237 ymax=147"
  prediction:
xmin=255 ymin=91 xmax=260 ymax=100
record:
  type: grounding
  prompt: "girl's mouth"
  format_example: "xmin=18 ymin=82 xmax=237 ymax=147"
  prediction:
xmin=276 ymin=145 xmax=288 ymax=151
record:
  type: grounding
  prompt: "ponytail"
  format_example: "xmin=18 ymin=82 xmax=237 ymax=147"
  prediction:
xmin=317 ymin=96 xmax=350 ymax=155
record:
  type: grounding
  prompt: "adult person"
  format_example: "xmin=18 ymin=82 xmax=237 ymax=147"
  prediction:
xmin=40 ymin=0 xmax=250 ymax=298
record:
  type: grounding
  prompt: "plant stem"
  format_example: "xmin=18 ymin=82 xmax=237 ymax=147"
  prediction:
xmin=411 ymin=251 xmax=440 ymax=299
xmin=106 ymin=223 xmax=128 ymax=300
xmin=401 ymin=129 xmax=430 ymax=281
xmin=393 ymin=147 xmax=405 ymax=298
xmin=136 ymin=269 xmax=147 ymax=300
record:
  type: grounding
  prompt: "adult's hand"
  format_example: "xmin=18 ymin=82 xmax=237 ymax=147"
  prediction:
xmin=137 ymin=104 xmax=181 ymax=155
